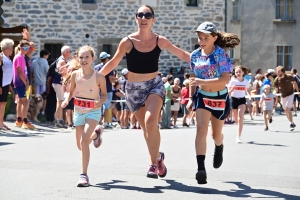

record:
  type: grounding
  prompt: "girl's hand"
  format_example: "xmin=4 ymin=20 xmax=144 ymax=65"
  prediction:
xmin=94 ymin=100 xmax=102 ymax=109
xmin=189 ymin=77 xmax=203 ymax=87
xmin=61 ymin=100 xmax=68 ymax=108
xmin=228 ymin=87 xmax=234 ymax=93
xmin=186 ymin=99 xmax=194 ymax=111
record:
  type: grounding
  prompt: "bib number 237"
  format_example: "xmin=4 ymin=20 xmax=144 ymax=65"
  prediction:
xmin=203 ymin=98 xmax=226 ymax=110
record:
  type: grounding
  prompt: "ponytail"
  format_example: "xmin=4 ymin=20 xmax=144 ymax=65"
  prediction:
xmin=211 ymin=32 xmax=240 ymax=49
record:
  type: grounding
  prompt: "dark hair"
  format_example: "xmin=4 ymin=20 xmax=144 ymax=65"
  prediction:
xmin=184 ymin=73 xmax=190 ymax=79
xmin=40 ymin=49 xmax=50 ymax=57
xmin=292 ymin=68 xmax=297 ymax=74
xmin=137 ymin=5 xmax=155 ymax=17
xmin=255 ymin=69 xmax=262 ymax=75
xmin=276 ymin=66 xmax=285 ymax=73
xmin=114 ymin=81 xmax=120 ymax=88
xmin=210 ymin=32 xmax=240 ymax=49
xmin=233 ymin=65 xmax=249 ymax=78
xmin=19 ymin=40 xmax=30 ymax=47
xmin=167 ymin=75 xmax=174 ymax=82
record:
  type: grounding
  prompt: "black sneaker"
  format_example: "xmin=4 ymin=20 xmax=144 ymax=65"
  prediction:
xmin=182 ymin=123 xmax=189 ymax=127
xmin=269 ymin=117 xmax=272 ymax=123
xmin=290 ymin=123 xmax=296 ymax=131
xmin=196 ymin=170 xmax=207 ymax=184
xmin=213 ymin=144 xmax=223 ymax=169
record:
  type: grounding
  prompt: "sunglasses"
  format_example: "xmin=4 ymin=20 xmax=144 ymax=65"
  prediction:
xmin=136 ymin=12 xmax=154 ymax=19
xmin=22 ymin=47 xmax=30 ymax=51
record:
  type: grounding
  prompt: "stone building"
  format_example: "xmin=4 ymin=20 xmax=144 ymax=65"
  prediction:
xmin=2 ymin=0 xmax=225 ymax=73
xmin=226 ymin=0 xmax=300 ymax=72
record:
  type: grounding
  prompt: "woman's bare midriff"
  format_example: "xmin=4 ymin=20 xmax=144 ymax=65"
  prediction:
xmin=201 ymin=85 xmax=227 ymax=92
xmin=127 ymin=71 xmax=158 ymax=82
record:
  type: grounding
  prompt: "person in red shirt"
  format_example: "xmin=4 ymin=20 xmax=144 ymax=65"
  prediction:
xmin=181 ymin=79 xmax=190 ymax=127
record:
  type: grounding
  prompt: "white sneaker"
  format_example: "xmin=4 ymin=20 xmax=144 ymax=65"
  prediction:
xmin=236 ymin=137 xmax=242 ymax=143
xmin=173 ymin=124 xmax=179 ymax=129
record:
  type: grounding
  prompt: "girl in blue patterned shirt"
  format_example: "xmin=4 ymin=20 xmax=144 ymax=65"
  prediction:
xmin=187 ymin=22 xmax=240 ymax=184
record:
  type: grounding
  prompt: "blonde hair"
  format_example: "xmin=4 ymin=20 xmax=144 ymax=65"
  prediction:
xmin=0 ymin=38 xmax=14 ymax=50
xmin=78 ymin=45 xmax=96 ymax=58
xmin=174 ymin=78 xmax=180 ymax=84
xmin=183 ymin=79 xmax=190 ymax=87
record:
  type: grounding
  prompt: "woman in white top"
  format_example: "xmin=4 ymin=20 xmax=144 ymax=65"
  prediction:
xmin=228 ymin=66 xmax=251 ymax=143
xmin=0 ymin=38 xmax=14 ymax=130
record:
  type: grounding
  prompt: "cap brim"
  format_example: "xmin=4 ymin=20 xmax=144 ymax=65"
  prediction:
xmin=195 ymin=29 xmax=212 ymax=34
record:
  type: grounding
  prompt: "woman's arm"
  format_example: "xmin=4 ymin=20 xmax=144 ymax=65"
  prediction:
xmin=99 ymin=37 xmax=131 ymax=76
xmin=159 ymin=36 xmax=190 ymax=62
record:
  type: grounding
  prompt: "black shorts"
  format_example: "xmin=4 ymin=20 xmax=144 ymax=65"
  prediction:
xmin=193 ymin=88 xmax=230 ymax=120
xmin=64 ymin=98 xmax=74 ymax=110
xmin=231 ymin=97 xmax=246 ymax=109
xmin=116 ymin=102 xmax=121 ymax=111
xmin=0 ymin=85 xmax=10 ymax=102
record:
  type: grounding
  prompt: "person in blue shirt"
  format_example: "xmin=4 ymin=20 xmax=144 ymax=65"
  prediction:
xmin=187 ymin=22 xmax=240 ymax=184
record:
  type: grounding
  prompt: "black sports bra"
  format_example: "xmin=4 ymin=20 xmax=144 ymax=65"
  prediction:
xmin=126 ymin=35 xmax=161 ymax=74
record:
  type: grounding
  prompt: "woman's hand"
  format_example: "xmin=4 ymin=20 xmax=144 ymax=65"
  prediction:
xmin=189 ymin=77 xmax=203 ymax=87
xmin=61 ymin=100 xmax=68 ymax=108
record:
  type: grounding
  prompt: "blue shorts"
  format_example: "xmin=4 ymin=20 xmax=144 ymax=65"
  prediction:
xmin=73 ymin=109 xmax=102 ymax=126
xmin=101 ymin=92 xmax=113 ymax=110
xmin=293 ymin=95 xmax=300 ymax=102
xmin=193 ymin=88 xmax=230 ymax=120
xmin=15 ymin=85 xmax=26 ymax=98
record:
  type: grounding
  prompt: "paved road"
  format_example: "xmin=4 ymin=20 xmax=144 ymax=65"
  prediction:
xmin=0 ymin=114 xmax=300 ymax=200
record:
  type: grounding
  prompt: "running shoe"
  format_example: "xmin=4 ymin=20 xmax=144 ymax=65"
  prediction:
xmin=290 ymin=123 xmax=296 ymax=131
xmin=236 ymin=137 xmax=242 ymax=143
xmin=173 ymin=124 xmax=179 ymax=129
xmin=213 ymin=144 xmax=223 ymax=169
xmin=182 ymin=123 xmax=189 ymax=127
xmin=294 ymin=113 xmax=297 ymax=117
xmin=21 ymin=122 xmax=35 ymax=130
xmin=77 ymin=174 xmax=90 ymax=187
xmin=55 ymin=120 xmax=66 ymax=128
xmin=195 ymin=170 xmax=207 ymax=184
xmin=93 ymin=125 xmax=103 ymax=148
xmin=157 ymin=152 xmax=167 ymax=178
xmin=265 ymin=126 xmax=268 ymax=131
xmin=15 ymin=120 xmax=23 ymax=128
xmin=104 ymin=124 xmax=113 ymax=129
xmin=147 ymin=164 xmax=158 ymax=179
xmin=269 ymin=117 xmax=273 ymax=123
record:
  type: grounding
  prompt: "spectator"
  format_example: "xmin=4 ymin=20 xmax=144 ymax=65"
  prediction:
xmin=32 ymin=49 xmax=50 ymax=95
xmin=0 ymin=38 xmax=14 ymax=130
xmin=161 ymin=75 xmax=174 ymax=129
xmin=24 ymin=41 xmax=36 ymax=97
xmin=12 ymin=40 xmax=35 ymax=130
xmin=94 ymin=52 xmax=116 ymax=129
xmin=120 ymin=68 xmax=130 ymax=129
xmin=51 ymin=45 xmax=72 ymax=128
xmin=184 ymin=72 xmax=190 ymax=80
xmin=177 ymin=66 xmax=186 ymax=74
xmin=171 ymin=78 xmax=181 ymax=128
xmin=181 ymin=79 xmax=190 ymax=127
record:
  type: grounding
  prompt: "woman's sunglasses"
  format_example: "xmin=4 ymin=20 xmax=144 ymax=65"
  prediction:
xmin=136 ymin=12 xmax=154 ymax=19
xmin=22 ymin=47 xmax=30 ymax=51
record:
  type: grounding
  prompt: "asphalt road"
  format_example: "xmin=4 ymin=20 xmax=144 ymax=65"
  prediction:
xmin=0 ymin=114 xmax=300 ymax=200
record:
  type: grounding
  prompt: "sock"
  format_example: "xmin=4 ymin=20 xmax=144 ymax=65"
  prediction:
xmin=23 ymin=118 xmax=28 ymax=124
xmin=17 ymin=117 xmax=22 ymax=122
xmin=196 ymin=155 xmax=206 ymax=171
xmin=215 ymin=144 xmax=223 ymax=152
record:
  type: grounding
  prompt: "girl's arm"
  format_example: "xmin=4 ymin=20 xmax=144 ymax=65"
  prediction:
xmin=99 ymin=38 xmax=131 ymax=76
xmin=97 ymin=73 xmax=107 ymax=107
xmin=115 ymin=91 xmax=125 ymax=98
xmin=159 ymin=36 xmax=190 ymax=62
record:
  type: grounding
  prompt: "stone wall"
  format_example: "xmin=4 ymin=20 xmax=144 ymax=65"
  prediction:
xmin=3 ymin=0 xmax=225 ymax=74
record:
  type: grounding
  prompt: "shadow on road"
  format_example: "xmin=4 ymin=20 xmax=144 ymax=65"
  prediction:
xmin=0 ymin=142 xmax=14 ymax=146
xmin=247 ymin=141 xmax=288 ymax=147
xmin=93 ymin=179 xmax=300 ymax=199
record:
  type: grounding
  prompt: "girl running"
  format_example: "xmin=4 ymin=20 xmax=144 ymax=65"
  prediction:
xmin=228 ymin=65 xmax=252 ymax=143
xmin=61 ymin=45 xmax=107 ymax=187
xmin=99 ymin=5 xmax=190 ymax=179
xmin=260 ymin=85 xmax=276 ymax=131
xmin=188 ymin=21 xmax=240 ymax=184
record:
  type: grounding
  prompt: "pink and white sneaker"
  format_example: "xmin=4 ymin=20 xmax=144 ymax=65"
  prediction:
xmin=147 ymin=164 xmax=158 ymax=179
xmin=77 ymin=174 xmax=90 ymax=187
xmin=93 ymin=125 xmax=103 ymax=148
xmin=157 ymin=152 xmax=167 ymax=178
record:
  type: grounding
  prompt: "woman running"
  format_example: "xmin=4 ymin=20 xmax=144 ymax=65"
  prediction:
xmin=228 ymin=66 xmax=252 ymax=143
xmin=187 ymin=21 xmax=240 ymax=184
xmin=62 ymin=45 xmax=107 ymax=187
xmin=99 ymin=5 xmax=190 ymax=179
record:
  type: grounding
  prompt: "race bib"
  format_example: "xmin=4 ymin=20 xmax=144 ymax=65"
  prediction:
xmin=74 ymin=97 xmax=95 ymax=109
xmin=234 ymin=86 xmax=246 ymax=91
xmin=264 ymin=98 xmax=272 ymax=102
xmin=203 ymin=98 xmax=226 ymax=110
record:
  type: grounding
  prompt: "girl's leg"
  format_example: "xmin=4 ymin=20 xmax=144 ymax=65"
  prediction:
xmin=134 ymin=94 xmax=165 ymax=178
xmin=80 ymin=119 xmax=98 ymax=175
xmin=173 ymin=111 xmax=178 ymax=127
xmin=237 ymin=104 xmax=246 ymax=138
xmin=75 ymin=125 xmax=84 ymax=151
xmin=65 ymin=109 xmax=72 ymax=126
xmin=263 ymin=110 xmax=268 ymax=130
xmin=210 ymin=115 xmax=225 ymax=169
xmin=195 ymin=108 xmax=211 ymax=184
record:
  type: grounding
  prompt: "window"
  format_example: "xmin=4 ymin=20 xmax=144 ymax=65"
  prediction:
xmin=228 ymin=48 xmax=235 ymax=60
xmin=102 ymin=44 xmax=111 ymax=55
xmin=186 ymin=0 xmax=197 ymax=7
xmin=232 ymin=0 xmax=241 ymax=20
xmin=276 ymin=46 xmax=293 ymax=70
xmin=44 ymin=43 xmax=63 ymax=60
xmin=82 ymin=0 xmax=95 ymax=4
xmin=276 ymin=0 xmax=293 ymax=19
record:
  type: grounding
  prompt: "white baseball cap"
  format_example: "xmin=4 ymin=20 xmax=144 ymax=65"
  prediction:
xmin=121 ymin=68 xmax=128 ymax=75
xmin=99 ymin=52 xmax=110 ymax=59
